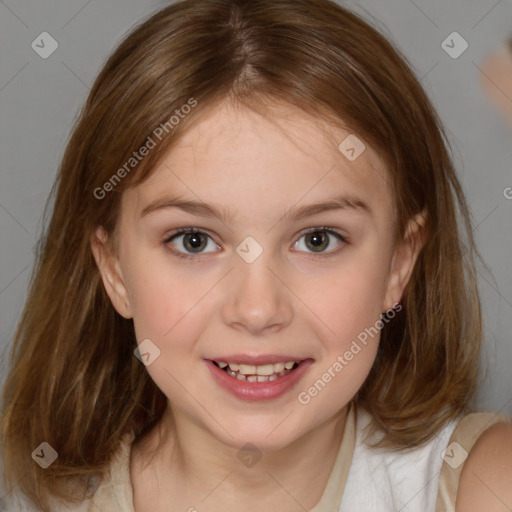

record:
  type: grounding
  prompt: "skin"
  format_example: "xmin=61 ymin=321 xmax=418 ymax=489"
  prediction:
xmin=91 ymin=98 xmax=426 ymax=511
xmin=457 ymin=422 xmax=512 ymax=512
xmin=480 ymin=43 xmax=512 ymax=126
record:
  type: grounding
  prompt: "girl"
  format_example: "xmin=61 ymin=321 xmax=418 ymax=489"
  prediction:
xmin=1 ymin=0 xmax=511 ymax=511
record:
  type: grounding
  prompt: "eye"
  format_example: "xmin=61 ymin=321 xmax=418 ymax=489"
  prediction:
xmin=293 ymin=227 xmax=347 ymax=255
xmin=163 ymin=226 xmax=348 ymax=259
xmin=163 ymin=228 xmax=219 ymax=258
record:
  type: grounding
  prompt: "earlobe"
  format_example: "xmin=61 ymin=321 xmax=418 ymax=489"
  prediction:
xmin=383 ymin=210 xmax=427 ymax=312
xmin=90 ymin=226 xmax=133 ymax=319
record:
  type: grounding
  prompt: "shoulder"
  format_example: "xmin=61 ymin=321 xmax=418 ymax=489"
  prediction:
xmin=456 ymin=419 xmax=512 ymax=511
xmin=342 ymin=406 xmax=461 ymax=511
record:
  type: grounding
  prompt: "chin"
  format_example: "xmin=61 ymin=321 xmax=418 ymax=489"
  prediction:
xmin=208 ymin=415 xmax=308 ymax=453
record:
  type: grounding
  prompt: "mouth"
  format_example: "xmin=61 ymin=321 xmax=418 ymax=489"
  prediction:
xmin=204 ymin=357 xmax=313 ymax=401
xmin=211 ymin=360 xmax=300 ymax=382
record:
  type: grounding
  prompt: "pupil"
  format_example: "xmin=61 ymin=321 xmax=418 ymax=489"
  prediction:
xmin=185 ymin=233 xmax=205 ymax=252
xmin=307 ymin=231 xmax=327 ymax=252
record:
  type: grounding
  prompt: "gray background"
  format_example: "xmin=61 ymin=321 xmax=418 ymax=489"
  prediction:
xmin=0 ymin=0 xmax=511 ymax=416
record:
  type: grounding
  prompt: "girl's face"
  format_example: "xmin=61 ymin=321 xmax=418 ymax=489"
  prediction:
xmin=92 ymin=99 xmax=423 ymax=451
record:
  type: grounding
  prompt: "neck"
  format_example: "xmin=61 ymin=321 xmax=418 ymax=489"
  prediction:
xmin=131 ymin=404 xmax=350 ymax=512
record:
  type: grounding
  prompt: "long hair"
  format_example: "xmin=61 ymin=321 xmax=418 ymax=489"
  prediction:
xmin=0 ymin=0 xmax=483 ymax=509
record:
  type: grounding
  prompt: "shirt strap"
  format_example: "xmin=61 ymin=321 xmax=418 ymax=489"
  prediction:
xmin=435 ymin=411 xmax=511 ymax=512
xmin=310 ymin=401 xmax=357 ymax=512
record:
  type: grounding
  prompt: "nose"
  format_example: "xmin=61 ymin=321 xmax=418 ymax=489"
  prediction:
xmin=221 ymin=249 xmax=293 ymax=336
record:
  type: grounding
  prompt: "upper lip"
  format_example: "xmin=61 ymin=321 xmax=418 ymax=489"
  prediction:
xmin=207 ymin=354 xmax=310 ymax=365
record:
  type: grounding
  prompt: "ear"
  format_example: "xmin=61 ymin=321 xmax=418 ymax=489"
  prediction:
xmin=382 ymin=210 xmax=427 ymax=313
xmin=90 ymin=226 xmax=133 ymax=319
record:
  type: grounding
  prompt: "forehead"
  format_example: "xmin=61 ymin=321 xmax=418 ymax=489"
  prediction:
xmin=122 ymin=99 xmax=394 ymax=227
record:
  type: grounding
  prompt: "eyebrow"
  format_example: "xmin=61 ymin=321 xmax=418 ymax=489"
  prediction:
xmin=140 ymin=194 xmax=373 ymax=223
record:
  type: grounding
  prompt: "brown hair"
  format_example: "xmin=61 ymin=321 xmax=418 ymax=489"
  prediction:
xmin=0 ymin=0 xmax=483 ymax=509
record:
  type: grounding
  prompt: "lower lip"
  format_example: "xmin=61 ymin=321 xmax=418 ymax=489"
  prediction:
xmin=204 ymin=359 xmax=313 ymax=401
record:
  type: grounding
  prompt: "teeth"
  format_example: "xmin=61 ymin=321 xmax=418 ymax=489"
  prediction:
xmin=224 ymin=361 xmax=297 ymax=375
xmin=227 ymin=371 xmax=291 ymax=382
xmin=253 ymin=364 xmax=275 ymax=376
xmin=238 ymin=364 xmax=256 ymax=375
xmin=217 ymin=360 xmax=300 ymax=381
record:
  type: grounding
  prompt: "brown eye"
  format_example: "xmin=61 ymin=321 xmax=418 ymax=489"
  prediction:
xmin=294 ymin=228 xmax=346 ymax=255
xmin=164 ymin=228 xmax=218 ymax=256
xmin=305 ymin=231 xmax=329 ymax=252
xmin=181 ymin=232 xmax=207 ymax=253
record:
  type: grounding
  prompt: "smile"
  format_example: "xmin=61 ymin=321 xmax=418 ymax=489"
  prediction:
xmin=213 ymin=361 xmax=300 ymax=382
xmin=205 ymin=358 xmax=313 ymax=401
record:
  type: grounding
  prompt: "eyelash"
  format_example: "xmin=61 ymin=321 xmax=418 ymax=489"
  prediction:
xmin=162 ymin=226 xmax=349 ymax=260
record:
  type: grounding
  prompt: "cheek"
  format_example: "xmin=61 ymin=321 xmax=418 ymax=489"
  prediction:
xmin=123 ymin=248 xmax=209 ymax=346
xmin=296 ymin=266 xmax=385 ymax=416
xmin=306 ymin=250 xmax=390 ymax=346
xmin=295 ymin=246 xmax=390 ymax=404
xmin=126 ymin=259 xmax=211 ymax=402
